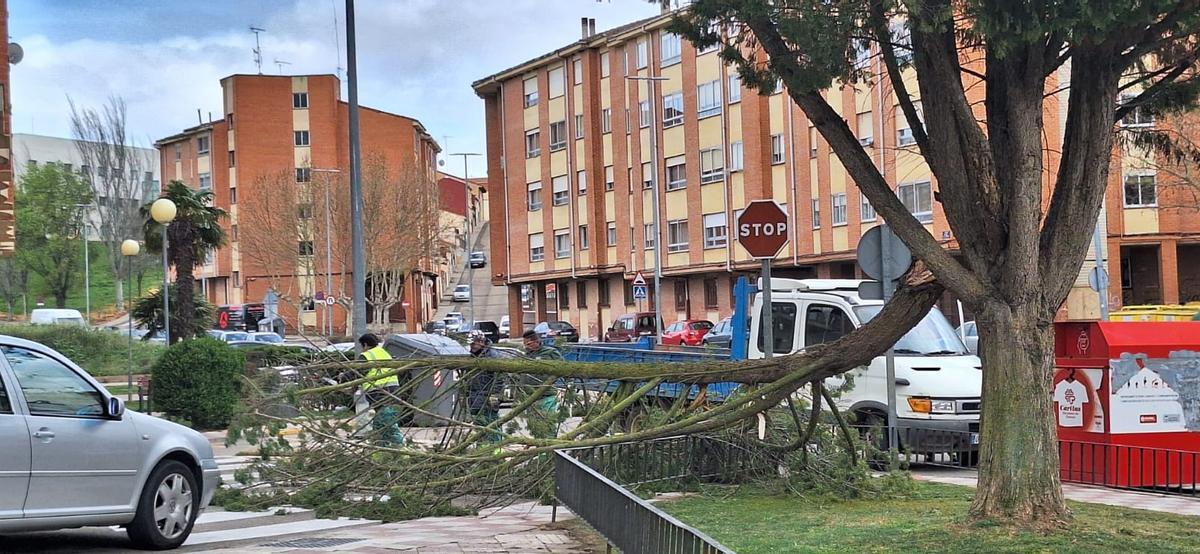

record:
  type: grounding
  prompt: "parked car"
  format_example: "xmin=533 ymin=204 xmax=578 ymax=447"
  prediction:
xmin=424 ymin=320 xmax=448 ymax=335
xmin=323 ymin=342 xmax=356 ymax=353
xmin=452 ymin=284 xmax=471 ymax=302
xmin=499 ymin=315 xmax=510 ymax=339
xmin=226 ymin=341 xmax=318 ymax=354
xmin=248 ymin=332 xmax=285 ymax=344
xmin=0 ymin=335 xmax=220 ymax=549
xmin=957 ymin=321 xmax=979 ymax=355
xmin=443 ymin=312 xmax=464 ymax=332
xmin=29 ymin=308 xmax=86 ymax=326
xmin=222 ymin=331 xmax=250 ymax=342
xmin=469 ymin=251 xmax=487 ymax=268
xmin=464 ymin=320 xmax=502 ymax=343
xmin=702 ymin=317 xmax=734 ymax=347
xmin=604 ymin=312 xmax=660 ymax=342
xmin=661 ymin=319 xmax=714 ymax=346
xmin=206 ymin=330 xmax=226 ymax=340
xmin=533 ymin=321 xmax=579 ymax=343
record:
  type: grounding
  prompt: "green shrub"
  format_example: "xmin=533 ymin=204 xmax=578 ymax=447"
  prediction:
xmin=0 ymin=324 xmax=163 ymax=377
xmin=152 ymin=338 xmax=244 ymax=430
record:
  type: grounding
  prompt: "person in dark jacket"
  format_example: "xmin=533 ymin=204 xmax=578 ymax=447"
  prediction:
xmin=467 ymin=332 xmax=506 ymax=442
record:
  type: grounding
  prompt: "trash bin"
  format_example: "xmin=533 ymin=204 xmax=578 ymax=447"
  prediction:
xmin=382 ymin=333 xmax=465 ymax=427
xmin=1109 ymin=304 xmax=1200 ymax=322
xmin=1054 ymin=321 xmax=1200 ymax=489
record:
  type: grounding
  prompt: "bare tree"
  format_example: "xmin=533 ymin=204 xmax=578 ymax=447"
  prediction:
xmin=70 ymin=96 xmax=153 ymax=308
xmin=1122 ymin=110 xmax=1200 ymax=210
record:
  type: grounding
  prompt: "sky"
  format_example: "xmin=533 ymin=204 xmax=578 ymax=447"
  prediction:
xmin=9 ymin=0 xmax=664 ymax=178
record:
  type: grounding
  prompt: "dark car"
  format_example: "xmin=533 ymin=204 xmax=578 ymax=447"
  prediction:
xmin=424 ymin=320 xmax=448 ymax=335
xmin=702 ymin=317 xmax=733 ymax=347
xmin=465 ymin=320 xmax=502 ymax=343
xmin=604 ymin=312 xmax=660 ymax=342
xmin=533 ymin=321 xmax=579 ymax=343
xmin=469 ymin=251 xmax=487 ymax=268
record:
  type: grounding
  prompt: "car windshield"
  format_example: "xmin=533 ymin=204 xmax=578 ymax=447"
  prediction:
xmin=55 ymin=317 xmax=86 ymax=326
xmin=455 ymin=285 xmax=470 ymax=291
xmin=690 ymin=322 xmax=713 ymax=330
xmin=225 ymin=332 xmax=248 ymax=341
xmin=255 ymin=334 xmax=283 ymax=343
xmin=548 ymin=321 xmax=573 ymax=330
xmin=852 ymin=306 xmax=969 ymax=355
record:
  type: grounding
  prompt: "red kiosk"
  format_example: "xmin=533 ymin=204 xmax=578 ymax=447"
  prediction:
xmin=1054 ymin=321 xmax=1200 ymax=490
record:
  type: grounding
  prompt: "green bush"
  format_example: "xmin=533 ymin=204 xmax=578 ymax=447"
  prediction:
xmin=152 ymin=338 xmax=244 ymax=430
xmin=0 ymin=324 xmax=163 ymax=377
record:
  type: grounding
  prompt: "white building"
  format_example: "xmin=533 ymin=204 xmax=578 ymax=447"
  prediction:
xmin=13 ymin=133 xmax=160 ymax=240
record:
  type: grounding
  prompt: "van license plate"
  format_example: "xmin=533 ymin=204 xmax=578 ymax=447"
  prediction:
xmin=969 ymin=433 xmax=980 ymax=445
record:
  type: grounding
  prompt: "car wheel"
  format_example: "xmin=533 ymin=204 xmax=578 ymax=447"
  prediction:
xmin=127 ymin=460 xmax=200 ymax=550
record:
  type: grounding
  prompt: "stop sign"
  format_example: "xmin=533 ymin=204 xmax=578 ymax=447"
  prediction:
xmin=737 ymin=200 xmax=790 ymax=258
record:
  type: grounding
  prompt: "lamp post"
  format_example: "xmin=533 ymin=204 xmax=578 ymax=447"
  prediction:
xmin=75 ymin=204 xmax=92 ymax=324
xmin=447 ymin=152 xmax=481 ymax=327
xmin=345 ymin=0 xmax=367 ymax=340
xmin=150 ymin=198 xmax=177 ymax=344
xmin=313 ymin=167 xmax=342 ymax=338
xmin=625 ymin=75 xmax=668 ymax=344
xmin=121 ymin=239 xmax=140 ymax=402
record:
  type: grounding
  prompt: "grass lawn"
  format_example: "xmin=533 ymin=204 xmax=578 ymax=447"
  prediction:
xmin=664 ymin=480 xmax=1200 ymax=553
xmin=14 ymin=243 xmax=163 ymax=321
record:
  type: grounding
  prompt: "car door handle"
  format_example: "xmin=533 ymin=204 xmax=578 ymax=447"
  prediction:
xmin=32 ymin=429 xmax=55 ymax=440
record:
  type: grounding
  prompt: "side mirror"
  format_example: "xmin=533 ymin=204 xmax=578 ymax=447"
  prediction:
xmin=607 ymin=327 xmax=614 ymax=333
xmin=106 ymin=397 xmax=125 ymax=419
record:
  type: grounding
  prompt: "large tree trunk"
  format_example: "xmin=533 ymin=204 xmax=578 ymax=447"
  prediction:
xmin=170 ymin=225 xmax=196 ymax=344
xmin=970 ymin=302 xmax=1068 ymax=525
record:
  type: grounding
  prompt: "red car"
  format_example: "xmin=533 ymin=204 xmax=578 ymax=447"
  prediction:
xmin=661 ymin=320 xmax=714 ymax=346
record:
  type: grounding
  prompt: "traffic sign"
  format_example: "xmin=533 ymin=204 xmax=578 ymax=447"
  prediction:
xmin=1088 ymin=267 xmax=1109 ymax=293
xmin=737 ymin=200 xmax=790 ymax=259
xmin=633 ymin=285 xmax=648 ymax=300
xmin=857 ymin=225 xmax=912 ymax=282
xmin=325 ymin=296 xmax=336 ymax=306
xmin=633 ymin=272 xmax=647 ymax=286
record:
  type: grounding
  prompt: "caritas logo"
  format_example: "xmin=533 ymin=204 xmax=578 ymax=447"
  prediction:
xmin=1077 ymin=330 xmax=1090 ymax=355
xmin=1064 ymin=389 xmax=1077 ymax=404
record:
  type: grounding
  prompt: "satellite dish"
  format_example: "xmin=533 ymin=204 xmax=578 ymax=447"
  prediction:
xmin=438 ymin=159 xmax=445 ymax=167
xmin=8 ymin=43 xmax=22 ymax=65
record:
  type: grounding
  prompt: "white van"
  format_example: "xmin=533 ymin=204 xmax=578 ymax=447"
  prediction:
xmin=748 ymin=279 xmax=981 ymax=452
xmin=29 ymin=309 xmax=86 ymax=326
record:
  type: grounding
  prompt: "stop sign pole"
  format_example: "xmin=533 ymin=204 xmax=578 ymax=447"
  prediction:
xmin=737 ymin=201 xmax=790 ymax=360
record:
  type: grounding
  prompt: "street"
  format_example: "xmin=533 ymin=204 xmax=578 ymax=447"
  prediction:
xmin=439 ymin=221 xmax=508 ymax=328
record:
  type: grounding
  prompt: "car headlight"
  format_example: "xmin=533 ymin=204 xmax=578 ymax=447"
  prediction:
xmin=907 ymin=397 xmax=959 ymax=414
xmin=930 ymin=400 xmax=957 ymax=414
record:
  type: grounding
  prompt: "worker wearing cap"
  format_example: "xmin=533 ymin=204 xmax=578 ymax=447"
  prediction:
xmin=522 ymin=330 xmax=563 ymax=438
xmin=467 ymin=332 xmax=506 ymax=443
xmin=357 ymin=333 xmax=403 ymax=445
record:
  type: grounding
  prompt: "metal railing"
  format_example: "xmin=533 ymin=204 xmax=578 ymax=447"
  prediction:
xmin=1060 ymin=440 xmax=1200 ymax=496
xmin=555 ymin=438 xmax=737 ymax=554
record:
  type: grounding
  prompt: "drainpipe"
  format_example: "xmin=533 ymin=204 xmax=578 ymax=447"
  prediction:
xmin=561 ymin=53 xmax=578 ymax=281
xmin=499 ymin=87 xmax=512 ymax=290
xmin=786 ymin=89 xmax=798 ymax=267
xmin=720 ymin=60 xmax=733 ymax=274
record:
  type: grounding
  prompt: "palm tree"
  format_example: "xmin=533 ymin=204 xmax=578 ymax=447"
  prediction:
xmin=142 ymin=181 xmax=227 ymax=343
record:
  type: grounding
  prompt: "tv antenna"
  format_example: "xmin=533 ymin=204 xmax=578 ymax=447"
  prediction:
xmin=274 ymin=58 xmax=292 ymax=74
xmin=250 ymin=26 xmax=266 ymax=74
xmin=330 ymin=0 xmax=344 ymax=80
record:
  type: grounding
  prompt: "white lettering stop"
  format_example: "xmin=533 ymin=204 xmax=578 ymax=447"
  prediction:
xmin=739 ymin=222 xmax=788 ymax=236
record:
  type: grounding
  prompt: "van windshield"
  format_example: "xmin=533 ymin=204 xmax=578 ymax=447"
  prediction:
xmin=851 ymin=306 xmax=969 ymax=356
xmin=55 ymin=317 xmax=86 ymax=326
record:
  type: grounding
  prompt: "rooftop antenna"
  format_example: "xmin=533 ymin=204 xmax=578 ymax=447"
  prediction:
xmin=274 ymin=58 xmax=292 ymax=74
xmin=250 ymin=26 xmax=266 ymax=74
xmin=330 ymin=0 xmax=344 ymax=80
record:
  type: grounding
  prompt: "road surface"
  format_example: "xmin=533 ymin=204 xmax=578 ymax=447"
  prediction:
xmin=439 ymin=222 xmax=508 ymax=327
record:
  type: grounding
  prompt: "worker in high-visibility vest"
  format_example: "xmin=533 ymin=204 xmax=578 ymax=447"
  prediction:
xmin=357 ymin=333 xmax=403 ymax=445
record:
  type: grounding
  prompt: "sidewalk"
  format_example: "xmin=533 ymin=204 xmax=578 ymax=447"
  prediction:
xmin=911 ymin=467 xmax=1200 ymax=516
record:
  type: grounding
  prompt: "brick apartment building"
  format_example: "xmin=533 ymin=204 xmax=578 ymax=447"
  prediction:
xmin=155 ymin=74 xmax=441 ymax=334
xmin=474 ymin=10 xmax=1200 ymax=340
xmin=0 ymin=0 xmax=16 ymax=256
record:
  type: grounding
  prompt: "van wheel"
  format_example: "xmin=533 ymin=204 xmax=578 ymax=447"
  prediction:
xmin=127 ymin=460 xmax=199 ymax=550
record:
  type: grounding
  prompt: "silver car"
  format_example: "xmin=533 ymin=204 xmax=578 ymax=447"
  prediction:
xmin=0 ymin=336 xmax=220 ymax=549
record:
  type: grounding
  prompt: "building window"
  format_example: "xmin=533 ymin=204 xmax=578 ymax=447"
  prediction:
xmin=857 ymin=111 xmax=874 ymax=146
xmin=892 ymin=21 xmax=913 ymax=64
xmin=595 ymin=280 xmax=609 ymax=307
xmin=667 ymin=219 xmax=688 ymax=253
xmin=665 ymin=157 xmax=687 ymax=191
xmin=601 ymin=109 xmax=612 ymax=134
xmin=896 ymin=103 xmax=923 ymax=146
xmin=661 ymin=32 xmax=682 ymax=66
xmin=635 ymin=162 xmax=649 ymax=190
xmin=624 ymin=281 xmax=636 ymax=306
xmin=529 ymin=233 xmax=545 ymax=262
xmin=811 ymin=198 xmax=821 ymax=229
xmin=809 ymin=127 xmax=819 ymax=158
xmin=579 ymin=224 xmax=589 ymax=249
xmin=861 ymin=195 xmax=876 ymax=221
xmin=898 ymin=181 xmax=933 ymax=222
xmin=730 ymin=141 xmax=744 ymax=172
xmin=174 ymin=144 xmax=181 ymax=160
xmin=700 ymin=148 xmax=724 ymax=184
xmin=600 ymin=51 xmax=610 ymax=78
xmin=703 ymin=212 xmax=727 ymax=249
xmin=548 ymin=65 xmax=565 ymax=99
xmin=1123 ymin=174 xmax=1157 ymax=207
xmin=831 ymin=193 xmax=848 ymax=226
xmin=607 ymin=222 xmax=617 ymax=246
xmin=704 ymin=278 xmax=719 ymax=308
xmin=527 ymin=181 xmax=543 ymax=210
xmin=644 ymin=223 xmax=657 ymax=249
xmin=198 ymin=172 xmax=212 ymax=191
xmin=552 ymin=175 xmax=569 ymax=206
xmin=230 ymin=187 xmax=238 ymax=204
xmin=523 ymin=76 xmax=539 ymax=107
xmin=228 ymin=150 xmax=236 ymax=167
xmin=231 ymin=224 xmax=239 ymax=242
xmin=624 ymin=108 xmax=631 ymax=134
xmin=575 ymin=114 xmax=584 ymax=139
xmin=633 ymin=101 xmax=648 ymax=129
xmin=605 ymin=165 xmax=615 ymax=191
xmin=578 ymin=280 xmax=588 ymax=308
xmin=296 ymin=167 xmax=311 ymax=183
xmin=292 ymin=92 xmax=309 ymax=109
xmin=196 ymin=136 xmax=210 ymax=154
xmin=1119 ymin=95 xmax=1155 ymax=127
xmin=298 ymin=204 xmax=314 ymax=219
xmin=630 ymin=226 xmax=637 ymax=251
xmin=728 ymin=72 xmax=742 ymax=103
xmin=697 ymin=80 xmax=722 ymax=118
xmin=525 ymin=129 xmax=540 ymax=158
xmin=298 ymin=241 xmax=314 ymax=256
xmin=636 ymin=40 xmax=648 ymax=69
xmin=555 ymin=230 xmax=571 ymax=259
xmin=577 ymin=169 xmax=587 ymax=195
xmin=663 ymin=92 xmax=684 ymax=128
xmin=550 ymin=121 xmax=567 ymax=151
xmin=674 ymin=282 xmax=688 ymax=311
xmin=771 ymin=134 xmax=785 ymax=164
xmin=573 ymin=57 xmax=582 ymax=84
xmin=294 ymin=130 xmax=310 ymax=146
xmin=853 ymin=40 xmax=872 ymax=70
xmin=559 ymin=283 xmax=570 ymax=309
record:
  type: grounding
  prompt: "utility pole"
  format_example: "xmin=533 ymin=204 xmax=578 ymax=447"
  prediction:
xmin=626 ymin=75 xmax=668 ymax=343
xmin=313 ymin=168 xmax=342 ymax=338
xmin=346 ymin=0 xmax=367 ymax=340
xmin=75 ymin=204 xmax=92 ymax=324
xmin=448 ymin=153 xmax=481 ymax=327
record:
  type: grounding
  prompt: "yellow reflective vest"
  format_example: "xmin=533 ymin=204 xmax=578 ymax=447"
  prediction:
xmin=361 ymin=345 xmax=398 ymax=391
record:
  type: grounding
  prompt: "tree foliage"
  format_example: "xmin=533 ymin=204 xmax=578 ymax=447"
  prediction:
xmin=131 ymin=284 xmax=216 ymax=341
xmin=15 ymin=163 xmax=92 ymax=308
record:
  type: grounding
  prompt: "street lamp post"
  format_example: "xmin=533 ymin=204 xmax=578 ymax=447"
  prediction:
xmin=75 ymin=204 xmax=92 ymax=324
xmin=626 ymin=75 xmax=668 ymax=344
xmin=345 ymin=0 xmax=367 ymax=340
xmin=447 ymin=152 xmax=481 ymax=327
xmin=313 ymin=167 xmax=342 ymax=338
xmin=121 ymin=239 xmax=140 ymax=402
xmin=150 ymin=198 xmax=177 ymax=344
